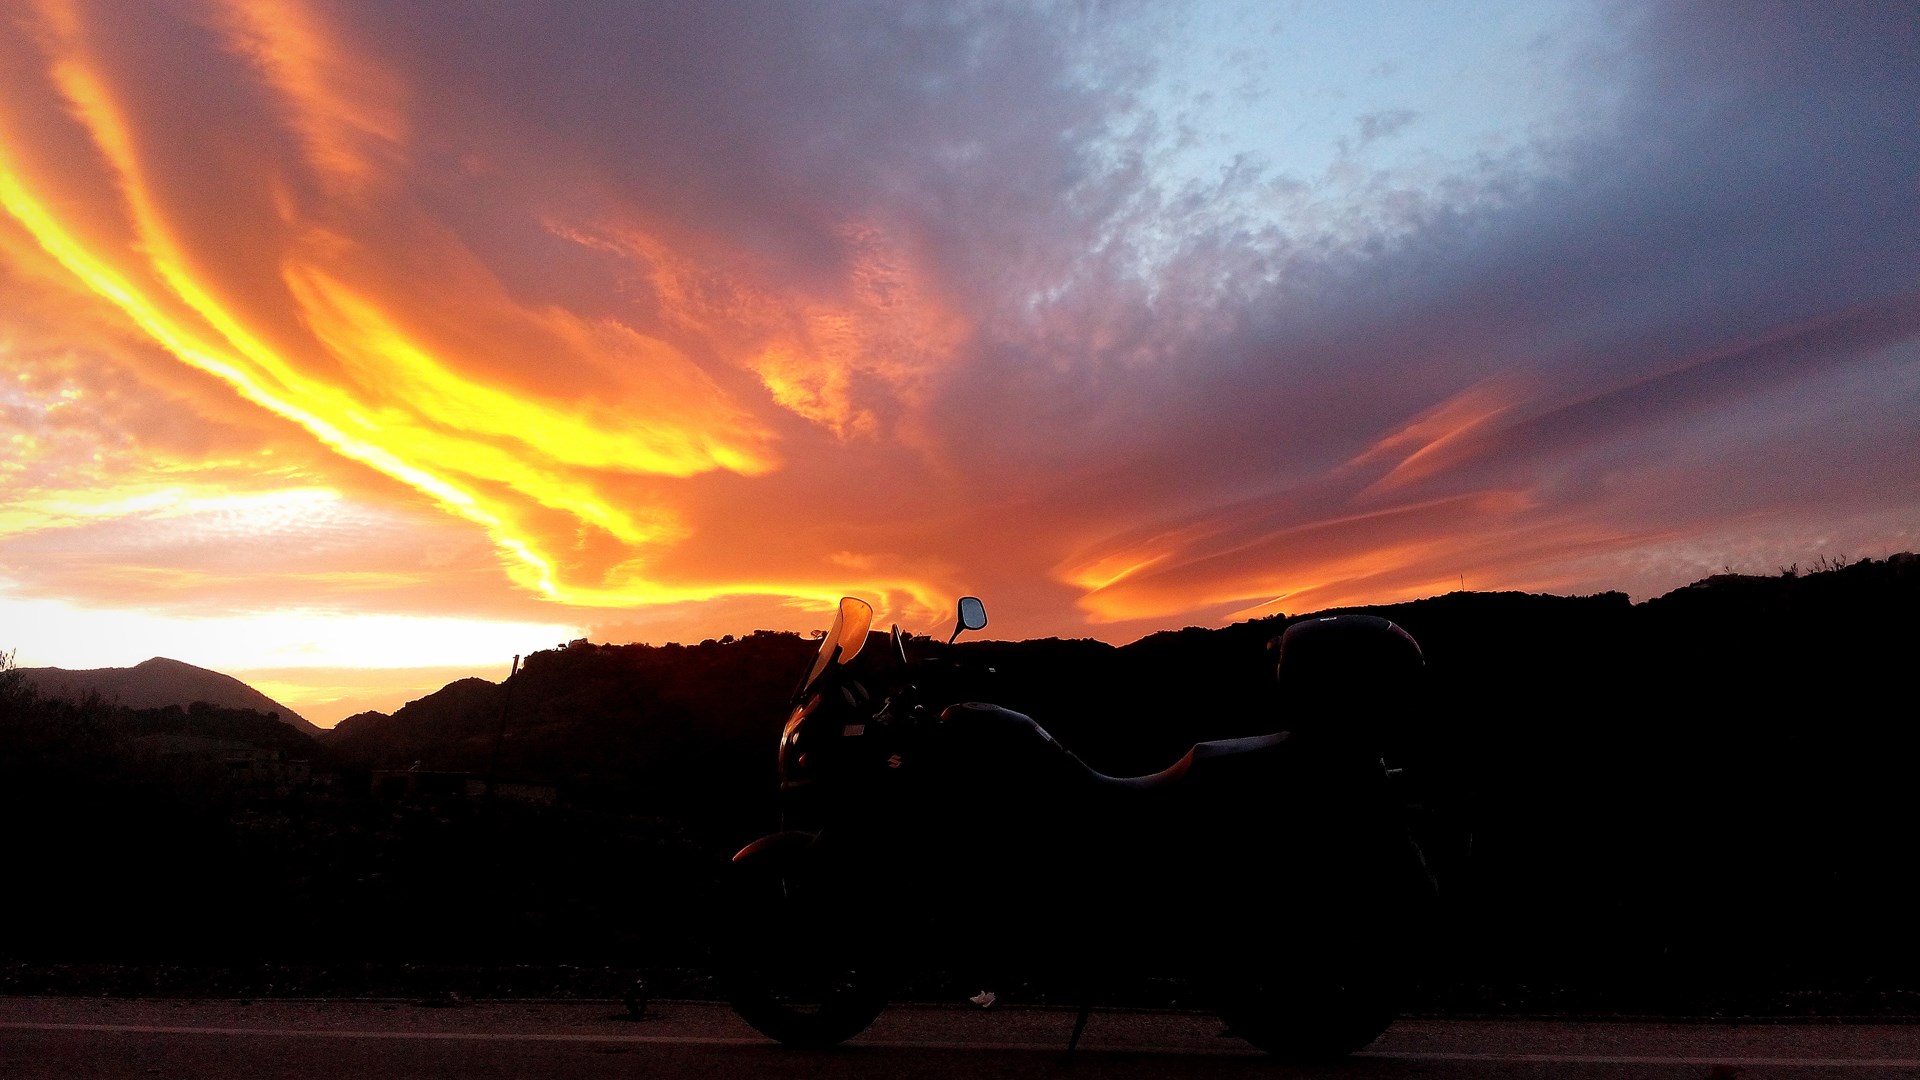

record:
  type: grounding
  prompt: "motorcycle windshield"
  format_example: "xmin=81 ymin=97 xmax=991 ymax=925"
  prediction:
xmin=801 ymin=596 xmax=873 ymax=697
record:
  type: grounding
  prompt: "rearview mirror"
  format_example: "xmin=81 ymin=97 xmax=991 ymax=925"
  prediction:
xmin=957 ymin=596 xmax=987 ymax=631
xmin=949 ymin=596 xmax=987 ymax=643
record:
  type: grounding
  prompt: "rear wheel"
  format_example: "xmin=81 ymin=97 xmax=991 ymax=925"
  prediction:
xmin=1210 ymin=965 xmax=1399 ymax=1060
xmin=1203 ymin=906 xmax=1408 ymax=1061
xmin=715 ymin=837 xmax=888 ymax=1048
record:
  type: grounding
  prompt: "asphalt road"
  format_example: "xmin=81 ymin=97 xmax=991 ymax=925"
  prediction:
xmin=6 ymin=997 xmax=1920 ymax=1079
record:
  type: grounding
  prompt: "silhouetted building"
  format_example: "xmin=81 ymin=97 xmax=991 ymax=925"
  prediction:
xmin=131 ymin=733 xmax=310 ymax=794
xmin=370 ymin=767 xmax=559 ymax=806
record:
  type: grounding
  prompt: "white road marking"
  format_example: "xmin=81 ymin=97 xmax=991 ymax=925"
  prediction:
xmin=0 ymin=1022 xmax=766 ymax=1046
xmin=6 ymin=1019 xmax=1920 ymax=1067
xmin=1366 ymin=1050 xmax=1920 ymax=1068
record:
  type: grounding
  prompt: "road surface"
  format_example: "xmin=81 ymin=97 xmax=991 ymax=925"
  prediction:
xmin=6 ymin=996 xmax=1920 ymax=1078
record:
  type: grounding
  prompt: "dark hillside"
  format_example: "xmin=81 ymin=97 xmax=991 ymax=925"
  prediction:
xmin=7 ymin=554 xmax=1916 ymax=1008
xmin=0 ymin=693 xmax=323 ymax=960
xmin=327 ymin=677 xmax=505 ymax=764
xmin=324 ymin=631 xmax=818 ymax=841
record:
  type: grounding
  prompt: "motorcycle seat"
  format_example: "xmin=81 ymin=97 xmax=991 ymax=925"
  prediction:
xmin=938 ymin=702 xmax=1294 ymax=798
xmin=1088 ymin=731 xmax=1292 ymax=791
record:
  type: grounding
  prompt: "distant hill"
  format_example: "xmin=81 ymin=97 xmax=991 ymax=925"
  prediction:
xmin=323 ymin=631 xmax=817 ymax=836
xmin=19 ymin=657 xmax=321 ymax=736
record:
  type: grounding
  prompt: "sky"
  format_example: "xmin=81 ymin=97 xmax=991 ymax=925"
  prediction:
xmin=2 ymin=0 xmax=1916 ymax=727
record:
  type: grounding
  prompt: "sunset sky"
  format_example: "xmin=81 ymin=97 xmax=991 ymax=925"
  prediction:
xmin=3 ymin=1 xmax=1916 ymax=726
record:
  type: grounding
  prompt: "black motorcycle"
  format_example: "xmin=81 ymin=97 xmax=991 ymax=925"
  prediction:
xmin=713 ymin=596 xmax=1437 ymax=1060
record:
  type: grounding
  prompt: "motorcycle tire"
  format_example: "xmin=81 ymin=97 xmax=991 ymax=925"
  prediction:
xmin=1204 ymin=923 xmax=1405 ymax=1061
xmin=715 ymin=837 xmax=889 ymax=1048
xmin=1210 ymin=975 xmax=1398 ymax=1061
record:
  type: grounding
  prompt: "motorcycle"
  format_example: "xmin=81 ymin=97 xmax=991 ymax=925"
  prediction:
xmin=713 ymin=595 xmax=1438 ymax=1060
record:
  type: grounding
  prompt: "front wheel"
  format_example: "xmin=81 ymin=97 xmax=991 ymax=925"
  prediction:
xmin=714 ymin=834 xmax=889 ymax=1048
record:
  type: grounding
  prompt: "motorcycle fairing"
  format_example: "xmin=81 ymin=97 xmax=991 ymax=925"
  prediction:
xmin=797 ymin=596 xmax=874 ymax=702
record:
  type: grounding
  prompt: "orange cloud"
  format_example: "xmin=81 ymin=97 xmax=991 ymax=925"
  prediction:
xmin=569 ymin=217 xmax=970 ymax=443
xmin=1062 ymin=489 xmax=1539 ymax=623
xmin=1347 ymin=375 xmax=1532 ymax=495
xmin=214 ymin=0 xmax=409 ymax=191
xmin=0 ymin=0 xmax=844 ymax=616
xmin=8 ymin=1 xmax=1008 ymax=618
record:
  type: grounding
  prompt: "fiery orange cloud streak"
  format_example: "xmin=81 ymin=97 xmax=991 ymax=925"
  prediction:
xmin=215 ymin=0 xmax=408 ymax=191
xmin=1347 ymin=376 xmax=1532 ymax=496
xmin=580 ymin=218 xmax=970 ymax=443
xmin=2 ymin=0 xmax=942 ymax=616
xmin=0 ymin=166 xmax=558 ymax=586
xmin=1062 ymin=490 xmax=1540 ymax=623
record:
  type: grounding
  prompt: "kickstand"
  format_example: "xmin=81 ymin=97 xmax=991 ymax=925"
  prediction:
xmin=1062 ymin=998 xmax=1092 ymax=1064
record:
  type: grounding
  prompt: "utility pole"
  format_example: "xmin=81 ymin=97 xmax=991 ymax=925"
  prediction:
xmin=485 ymin=654 xmax=520 ymax=805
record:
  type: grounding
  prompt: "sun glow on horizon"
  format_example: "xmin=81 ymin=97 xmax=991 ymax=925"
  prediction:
xmin=1 ymin=594 xmax=580 ymax=674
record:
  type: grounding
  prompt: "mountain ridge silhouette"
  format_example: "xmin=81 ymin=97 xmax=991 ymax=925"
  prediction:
xmin=18 ymin=655 xmax=320 ymax=736
xmin=318 ymin=553 xmax=1919 ymax=838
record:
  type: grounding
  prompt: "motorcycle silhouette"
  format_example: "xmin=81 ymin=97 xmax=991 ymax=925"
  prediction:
xmin=713 ymin=595 xmax=1437 ymax=1060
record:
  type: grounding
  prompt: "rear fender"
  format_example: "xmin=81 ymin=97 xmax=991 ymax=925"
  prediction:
xmin=731 ymin=829 xmax=817 ymax=866
xmin=1270 ymin=614 xmax=1424 ymax=761
xmin=1272 ymin=614 xmax=1423 ymax=692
